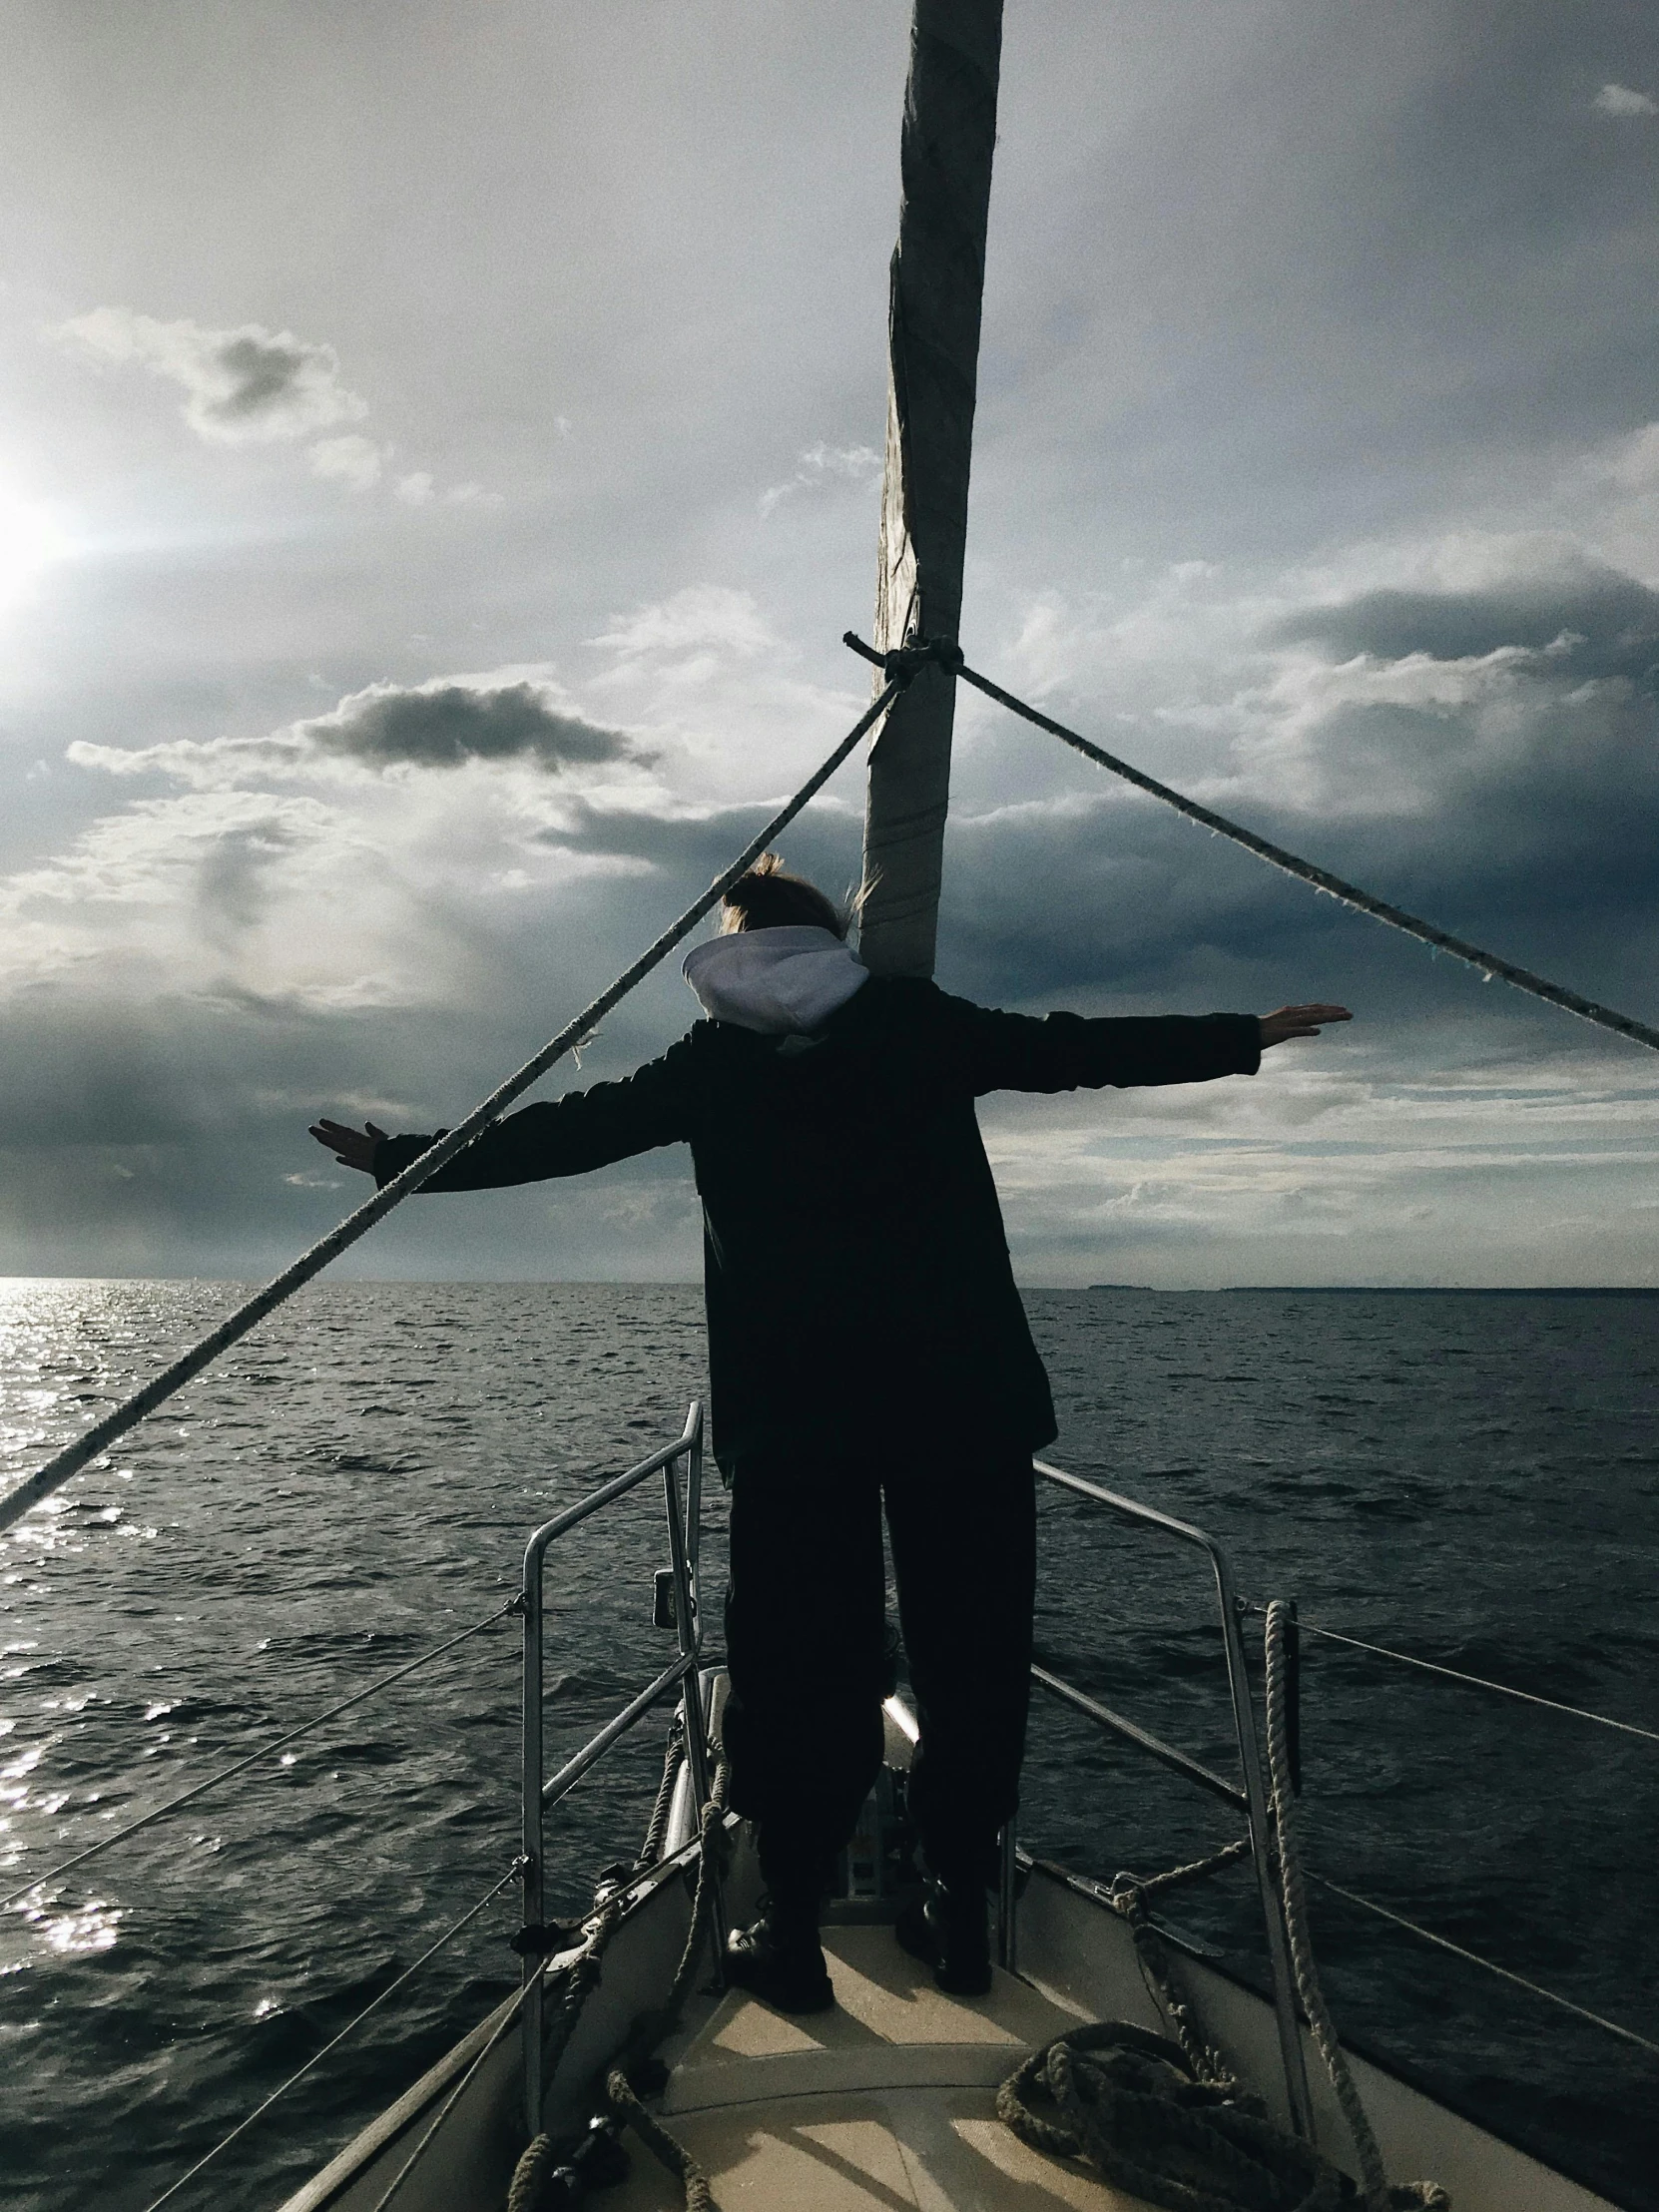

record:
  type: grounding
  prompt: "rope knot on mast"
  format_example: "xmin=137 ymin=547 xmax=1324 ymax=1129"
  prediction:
xmin=841 ymin=629 xmax=964 ymax=686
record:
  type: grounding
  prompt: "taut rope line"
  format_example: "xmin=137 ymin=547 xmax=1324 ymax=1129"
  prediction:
xmin=843 ymin=632 xmax=1659 ymax=1057
xmin=0 ymin=675 xmax=905 ymax=1539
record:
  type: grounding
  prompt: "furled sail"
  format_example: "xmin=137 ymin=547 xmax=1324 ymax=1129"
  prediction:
xmin=858 ymin=0 xmax=1003 ymax=978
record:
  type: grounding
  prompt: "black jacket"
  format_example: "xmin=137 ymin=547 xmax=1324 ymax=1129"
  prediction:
xmin=375 ymin=979 xmax=1261 ymax=1465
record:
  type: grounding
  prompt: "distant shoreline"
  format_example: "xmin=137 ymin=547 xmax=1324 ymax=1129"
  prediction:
xmin=1084 ymin=1284 xmax=1659 ymax=1297
xmin=2 ymin=1275 xmax=1655 ymax=1298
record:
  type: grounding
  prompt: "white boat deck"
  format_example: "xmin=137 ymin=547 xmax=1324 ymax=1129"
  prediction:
xmin=609 ymin=1924 xmax=1153 ymax=2211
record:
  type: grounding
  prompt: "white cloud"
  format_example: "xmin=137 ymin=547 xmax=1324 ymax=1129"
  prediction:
xmin=52 ymin=307 xmax=368 ymax=445
xmin=591 ymin=584 xmax=778 ymax=662
xmin=67 ymin=733 xmax=310 ymax=789
xmin=0 ymin=749 xmax=607 ymax=1010
xmin=48 ymin=305 xmax=497 ymax=507
xmin=979 ymin=1051 xmax=1659 ymax=1285
xmin=0 ymin=789 xmax=352 ymax=993
xmin=1593 ymin=83 xmax=1657 ymax=117
xmin=394 ymin=468 xmax=498 ymax=507
xmin=1597 ymin=421 xmax=1659 ymax=491
xmin=759 ymin=441 xmax=881 ymax=516
xmin=308 ymin=433 xmax=389 ymax=490
xmin=579 ymin=584 xmax=871 ymax=806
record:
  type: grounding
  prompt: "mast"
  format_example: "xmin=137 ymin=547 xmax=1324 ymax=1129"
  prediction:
xmin=857 ymin=0 xmax=1004 ymax=978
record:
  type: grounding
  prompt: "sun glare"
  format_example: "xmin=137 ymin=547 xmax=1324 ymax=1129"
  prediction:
xmin=0 ymin=493 xmax=74 ymax=610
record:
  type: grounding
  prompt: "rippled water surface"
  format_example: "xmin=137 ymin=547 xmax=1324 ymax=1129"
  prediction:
xmin=2 ymin=1282 xmax=1656 ymax=2210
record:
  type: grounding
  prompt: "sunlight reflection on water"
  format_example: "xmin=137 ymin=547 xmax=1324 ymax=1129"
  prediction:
xmin=0 ymin=1280 xmax=1655 ymax=2211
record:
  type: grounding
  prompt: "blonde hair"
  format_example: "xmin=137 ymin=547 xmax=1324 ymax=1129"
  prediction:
xmin=720 ymin=853 xmax=848 ymax=938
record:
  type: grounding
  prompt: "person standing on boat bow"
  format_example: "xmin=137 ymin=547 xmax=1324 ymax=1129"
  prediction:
xmin=311 ymin=857 xmax=1350 ymax=2014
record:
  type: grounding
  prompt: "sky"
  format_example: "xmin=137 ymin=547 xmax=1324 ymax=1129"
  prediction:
xmin=1 ymin=0 xmax=1657 ymax=1288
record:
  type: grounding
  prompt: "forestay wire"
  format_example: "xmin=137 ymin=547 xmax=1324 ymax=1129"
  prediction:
xmin=844 ymin=633 xmax=1659 ymax=1058
xmin=0 ymin=673 xmax=905 ymax=1539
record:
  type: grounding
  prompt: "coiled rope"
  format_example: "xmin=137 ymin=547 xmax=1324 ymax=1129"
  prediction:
xmin=636 ymin=1712 xmax=688 ymax=1871
xmin=999 ymin=2020 xmax=1351 ymax=2212
xmin=843 ymin=631 xmax=1659 ymax=1058
xmin=999 ymin=1617 xmax=1451 ymax=2210
xmin=0 ymin=674 xmax=904 ymax=1541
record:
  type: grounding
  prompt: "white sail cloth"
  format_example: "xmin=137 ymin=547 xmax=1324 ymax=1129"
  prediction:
xmin=682 ymin=926 xmax=869 ymax=1036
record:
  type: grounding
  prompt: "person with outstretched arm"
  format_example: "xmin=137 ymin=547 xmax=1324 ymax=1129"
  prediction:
xmin=312 ymin=855 xmax=1351 ymax=2014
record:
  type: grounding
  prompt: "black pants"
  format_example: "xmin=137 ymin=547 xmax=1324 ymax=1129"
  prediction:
xmin=721 ymin=1440 xmax=1037 ymax=1903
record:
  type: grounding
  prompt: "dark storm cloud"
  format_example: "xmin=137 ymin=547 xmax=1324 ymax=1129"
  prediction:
xmin=307 ymin=683 xmax=640 ymax=773
xmin=195 ymin=820 xmax=301 ymax=936
xmin=937 ymin=574 xmax=1659 ymax=1034
xmin=52 ymin=309 xmax=368 ymax=445
xmin=5 ymin=711 xmax=1653 ymax=1281
xmin=0 ymin=979 xmax=705 ymax=1279
xmin=1249 ymin=564 xmax=1659 ymax=935
xmin=1272 ymin=569 xmax=1659 ymax=689
xmin=200 ymin=330 xmax=329 ymax=428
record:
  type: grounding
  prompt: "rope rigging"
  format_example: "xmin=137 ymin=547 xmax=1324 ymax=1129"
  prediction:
xmin=843 ymin=630 xmax=1659 ymax=1057
xmin=8 ymin=622 xmax=1652 ymax=1544
xmin=1263 ymin=1599 xmax=1392 ymax=2203
xmin=0 ymin=672 xmax=904 ymax=1541
xmin=1240 ymin=1602 xmax=1659 ymax=2047
xmin=1060 ymin=1619 xmax=1659 ymax=2065
xmin=998 ymin=1603 xmax=1450 ymax=2212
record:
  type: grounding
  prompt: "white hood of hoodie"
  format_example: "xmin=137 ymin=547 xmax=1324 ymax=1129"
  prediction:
xmin=682 ymin=925 xmax=869 ymax=1036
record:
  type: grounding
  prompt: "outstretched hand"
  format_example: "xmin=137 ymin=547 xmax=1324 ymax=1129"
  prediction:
xmin=309 ymin=1117 xmax=386 ymax=1175
xmin=1259 ymin=1004 xmax=1352 ymax=1049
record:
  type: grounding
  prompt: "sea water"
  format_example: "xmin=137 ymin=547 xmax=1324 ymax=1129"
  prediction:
xmin=1 ymin=1282 xmax=1655 ymax=2210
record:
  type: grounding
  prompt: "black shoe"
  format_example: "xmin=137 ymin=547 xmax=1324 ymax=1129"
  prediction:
xmin=894 ymin=1881 xmax=992 ymax=1996
xmin=724 ymin=1902 xmax=834 ymax=2014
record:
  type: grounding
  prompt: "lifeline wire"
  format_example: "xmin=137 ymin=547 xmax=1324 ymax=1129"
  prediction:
xmin=363 ymin=1962 xmax=548 ymax=2212
xmin=0 ymin=673 xmax=905 ymax=1540
xmin=1307 ymin=1873 xmax=1659 ymax=2058
xmin=0 ymin=1597 xmax=518 ymax=1913
xmin=1297 ymin=1619 xmax=1659 ymax=1748
xmin=842 ymin=632 xmax=1659 ymax=1058
xmin=137 ymin=1858 xmax=526 ymax=2212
